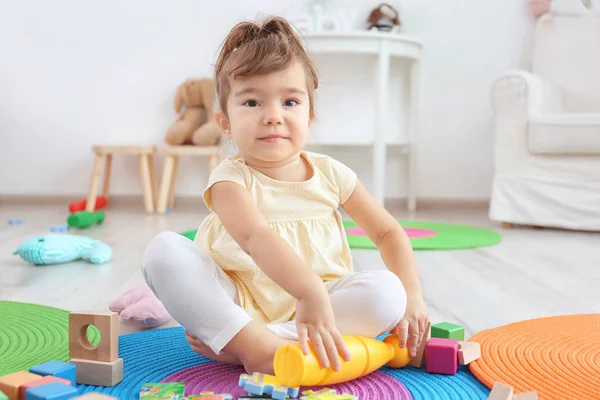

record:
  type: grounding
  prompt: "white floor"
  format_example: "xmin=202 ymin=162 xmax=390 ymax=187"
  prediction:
xmin=2 ymin=199 xmax=599 ymax=339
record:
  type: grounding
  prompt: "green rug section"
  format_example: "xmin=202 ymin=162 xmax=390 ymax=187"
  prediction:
xmin=343 ymin=220 xmax=502 ymax=250
xmin=0 ymin=301 xmax=100 ymax=376
xmin=181 ymin=230 xmax=196 ymax=241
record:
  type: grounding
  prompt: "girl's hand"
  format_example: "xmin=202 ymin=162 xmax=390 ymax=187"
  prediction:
xmin=393 ymin=295 xmax=429 ymax=357
xmin=295 ymin=284 xmax=352 ymax=371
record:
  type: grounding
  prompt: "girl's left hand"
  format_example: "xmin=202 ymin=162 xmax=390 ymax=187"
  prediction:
xmin=393 ymin=295 xmax=429 ymax=358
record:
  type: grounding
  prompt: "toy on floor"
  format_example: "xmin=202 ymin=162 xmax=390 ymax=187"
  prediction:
xmin=272 ymin=333 xmax=411 ymax=388
xmin=300 ymin=388 xmax=358 ymax=399
xmin=69 ymin=196 xmax=108 ymax=213
xmin=109 ymin=283 xmax=171 ymax=328
xmin=8 ymin=219 xmax=25 ymax=225
xmin=140 ymin=382 xmax=185 ymax=399
xmin=69 ymin=311 xmax=123 ymax=387
xmin=13 ymin=234 xmax=112 ymax=265
xmin=0 ymin=360 xmax=76 ymax=400
xmin=67 ymin=211 xmax=105 ymax=229
xmin=239 ymin=373 xmax=299 ymax=400
xmin=487 ymin=382 xmax=538 ymax=399
xmin=431 ymin=322 xmax=464 ymax=341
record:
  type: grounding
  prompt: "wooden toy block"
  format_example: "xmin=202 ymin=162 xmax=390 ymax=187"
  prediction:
xmin=425 ymin=338 xmax=459 ymax=375
xmin=69 ymin=311 xmax=118 ymax=362
xmin=458 ymin=341 xmax=481 ymax=365
xmin=23 ymin=381 xmax=78 ymax=400
xmin=20 ymin=376 xmax=71 ymax=399
xmin=514 ymin=393 xmax=538 ymax=400
xmin=487 ymin=382 xmax=514 ymax=399
xmin=69 ymin=358 xmax=123 ymax=387
xmin=0 ymin=371 xmax=42 ymax=400
xmin=431 ymin=322 xmax=465 ymax=341
xmin=29 ymin=360 xmax=77 ymax=386
xmin=72 ymin=394 xmax=118 ymax=399
xmin=409 ymin=320 xmax=431 ymax=368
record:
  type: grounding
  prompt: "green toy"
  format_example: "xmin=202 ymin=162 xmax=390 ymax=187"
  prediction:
xmin=431 ymin=322 xmax=465 ymax=341
xmin=67 ymin=211 xmax=105 ymax=229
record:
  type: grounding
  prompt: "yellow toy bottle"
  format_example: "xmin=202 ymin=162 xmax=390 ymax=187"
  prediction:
xmin=273 ymin=333 xmax=411 ymax=387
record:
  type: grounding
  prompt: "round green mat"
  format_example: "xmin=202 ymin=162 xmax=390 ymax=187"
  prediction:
xmin=343 ymin=220 xmax=501 ymax=250
xmin=0 ymin=301 xmax=100 ymax=376
xmin=181 ymin=220 xmax=501 ymax=251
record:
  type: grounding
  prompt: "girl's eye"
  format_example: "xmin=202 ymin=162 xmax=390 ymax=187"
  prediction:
xmin=284 ymin=99 xmax=299 ymax=107
xmin=245 ymin=100 xmax=259 ymax=107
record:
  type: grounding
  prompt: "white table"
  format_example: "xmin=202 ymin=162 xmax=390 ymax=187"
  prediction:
xmin=303 ymin=31 xmax=423 ymax=211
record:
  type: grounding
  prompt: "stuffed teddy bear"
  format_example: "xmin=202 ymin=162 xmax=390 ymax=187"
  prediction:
xmin=165 ymin=78 xmax=221 ymax=146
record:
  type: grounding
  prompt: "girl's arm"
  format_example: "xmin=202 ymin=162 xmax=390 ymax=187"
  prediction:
xmin=342 ymin=180 xmax=422 ymax=299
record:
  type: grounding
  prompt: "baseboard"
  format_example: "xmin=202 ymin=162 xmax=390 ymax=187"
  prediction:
xmin=1 ymin=194 xmax=490 ymax=210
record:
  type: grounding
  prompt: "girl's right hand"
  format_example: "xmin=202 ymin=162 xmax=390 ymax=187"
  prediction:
xmin=294 ymin=285 xmax=352 ymax=371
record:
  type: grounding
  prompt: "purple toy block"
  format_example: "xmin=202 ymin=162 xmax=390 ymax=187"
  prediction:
xmin=425 ymin=337 xmax=459 ymax=375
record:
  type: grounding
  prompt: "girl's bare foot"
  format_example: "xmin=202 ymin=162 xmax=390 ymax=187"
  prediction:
xmin=185 ymin=330 xmax=242 ymax=366
xmin=236 ymin=329 xmax=297 ymax=375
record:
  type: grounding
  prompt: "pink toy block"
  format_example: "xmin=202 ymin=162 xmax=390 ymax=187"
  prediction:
xmin=425 ymin=337 xmax=459 ymax=375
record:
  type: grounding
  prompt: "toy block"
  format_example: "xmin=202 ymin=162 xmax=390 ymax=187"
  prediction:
xmin=487 ymin=382 xmax=513 ymax=399
xmin=425 ymin=338 xmax=459 ymax=375
xmin=29 ymin=360 xmax=77 ymax=386
xmin=0 ymin=371 xmax=42 ymax=400
xmin=72 ymin=395 xmax=118 ymax=399
xmin=514 ymin=393 xmax=538 ymax=400
xmin=69 ymin=358 xmax=123 ymax=387
xmin=20 ymin=376 xmax=71 ymax=399
xmin=69 ymin=196 xmax=107 ymax=213
xmin=458 ymin=341 xmax=481 ymax=365
xmin=409 ymin=320 xmax=431 ymax=368
xmin=431 ymin=322 xmax=465 ymax=341
xmin=24 ymin=382 xmax=78 ymax=400
xmin=238 ymin=373 xmax=299 ymax=400
xmin=69 ymin=311 xmax=118 ymax=362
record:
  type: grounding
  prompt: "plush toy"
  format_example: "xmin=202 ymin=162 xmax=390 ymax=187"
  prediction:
xmin=13 ymin=234 xmax=112 ymax=265
xmin=109 ymin=283 xmax=172 ymax=328
xmin=367 ymin=3 xmax=401 ymax=33
xmin=165 ymin=78 xmax=221 ymax=147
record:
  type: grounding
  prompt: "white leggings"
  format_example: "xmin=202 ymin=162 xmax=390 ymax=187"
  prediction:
xmin=141 ymin=231 xmax=407 ymax=355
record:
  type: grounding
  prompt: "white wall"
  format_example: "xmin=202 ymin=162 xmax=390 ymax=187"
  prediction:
xmin=0 ymin=0 xmax=535 ymax=200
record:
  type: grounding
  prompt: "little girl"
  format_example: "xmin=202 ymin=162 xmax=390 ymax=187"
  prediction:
xmin=142 ymin=16 xmax=429 ymax=375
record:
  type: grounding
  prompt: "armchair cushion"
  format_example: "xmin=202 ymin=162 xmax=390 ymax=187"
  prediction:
xmin=529 ymin=113 xmax=600 ymax=154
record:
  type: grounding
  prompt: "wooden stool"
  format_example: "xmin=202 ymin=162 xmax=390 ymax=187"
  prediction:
xmin=86 ymin=145 xmax=158 ymax=214
xmin=156 ymin=145 xmax=221 ymax=214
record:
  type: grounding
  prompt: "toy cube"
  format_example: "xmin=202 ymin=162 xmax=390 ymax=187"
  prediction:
xmin=431 ymin=322 xmax=464 ymax=341
xmin=425 ymin=338 xmax=459 ymax=375
xmin=29 ymin=361 xmax=77 ymax=386
xmin=0 ymin=371 xmax=42 ymax=400
xmin=458 ymin=341 xmax=481 ymax=365
xmin=487 ymin=382 xmax=513 ymax=399
xmin=69 ymin=358 xmax=123 ymax=386
xmin=24 ymin=382 xmax=78 ymax=400
xmin=21 ymin=376 xmax=71 ymax=399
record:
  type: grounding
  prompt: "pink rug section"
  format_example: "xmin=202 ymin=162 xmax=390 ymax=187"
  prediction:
xmin=161 ymin=361 xmax=412 ymax=399
xmin=346 ymin=227 xmax=437 ymax=239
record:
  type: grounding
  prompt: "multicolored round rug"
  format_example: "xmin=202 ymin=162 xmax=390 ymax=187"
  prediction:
xmin=181 ymin=221 xmax=501 ymax=251
xmin=0 ymin=301 xmax=489 ymax=399
xmin=342 ymin=220 xmax=502 ymax=250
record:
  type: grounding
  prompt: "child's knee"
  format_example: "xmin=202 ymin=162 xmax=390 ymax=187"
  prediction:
xmin=364 ymin=270 xmax=407 ymax=330
xmin=141 ymin=231 xmax=189 ymax=277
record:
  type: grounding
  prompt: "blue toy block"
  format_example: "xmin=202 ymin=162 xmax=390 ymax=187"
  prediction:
xmin=29 ymin=361 xmax=77 ymax=386
xmin=25 ymin=382 xmax=78 ymax=400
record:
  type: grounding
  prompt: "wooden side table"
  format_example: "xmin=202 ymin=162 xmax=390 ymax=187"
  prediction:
xmin=156 ymin=145 xmax=221 ymax=214
xmin=86 ymin=145 xmax=157 ymax=214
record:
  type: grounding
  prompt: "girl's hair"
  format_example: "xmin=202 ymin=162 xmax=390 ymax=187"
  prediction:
xmin=214 ymin=16 xmax=319 ymax=121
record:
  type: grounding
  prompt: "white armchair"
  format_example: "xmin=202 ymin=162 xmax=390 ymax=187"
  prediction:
xmin=489 ymin=11 xmax=600 ymax=231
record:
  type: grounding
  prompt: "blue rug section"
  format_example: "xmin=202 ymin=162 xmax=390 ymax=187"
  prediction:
xmin=76 ymin=326 xmax=490 ymax=399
